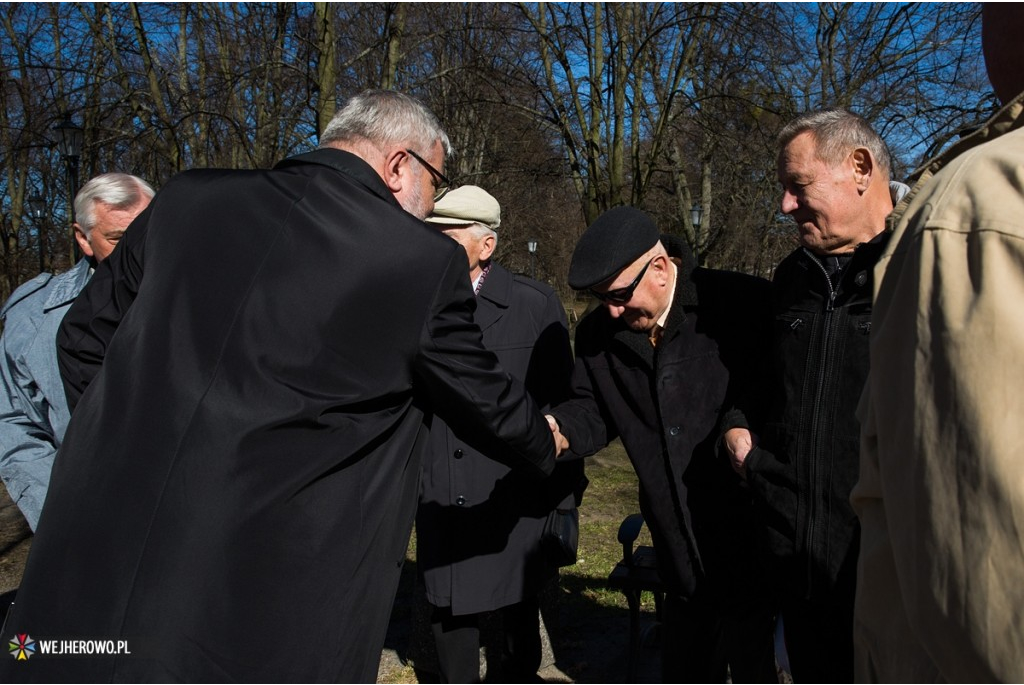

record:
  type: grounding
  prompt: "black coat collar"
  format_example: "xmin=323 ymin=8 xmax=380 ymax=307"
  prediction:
xmin=475 ymin=262 xmax=512 ymax=332
xmin=274 ymin=148 xmax=403 ymax=210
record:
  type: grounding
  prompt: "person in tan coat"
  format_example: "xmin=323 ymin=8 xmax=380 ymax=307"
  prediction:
xmin=853 ymin=4 xmax=1024 ymax=681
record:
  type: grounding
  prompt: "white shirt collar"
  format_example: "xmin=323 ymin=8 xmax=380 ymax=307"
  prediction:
xmin=655 ymin=261 xmax=678 ymax=329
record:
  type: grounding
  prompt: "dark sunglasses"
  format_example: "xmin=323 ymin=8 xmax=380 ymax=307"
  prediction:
xmin=590 ymin=257 xmax=654 ymax=304
xmin=406 ymin=149 xmax=451 ymax=202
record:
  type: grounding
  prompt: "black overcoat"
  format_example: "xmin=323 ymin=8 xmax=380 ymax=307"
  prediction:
xmin=551 ymin=237 xmax=771 ymax=600
xmin=417 ymin=263 xmax=584 ymax=615
xmin=1 ymin=150 xmax=554 ymax=683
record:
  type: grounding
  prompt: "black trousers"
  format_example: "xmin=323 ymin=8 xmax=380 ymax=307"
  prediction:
xmin=780 ymin=592 xmax=854 ymax=682
xmin=430 ymin=598 xmax=542 ymax=684
xmin=775 ymin=548 xmax=857 ymax=684
xmin=661 ymin=594 xmax=778 ymax=683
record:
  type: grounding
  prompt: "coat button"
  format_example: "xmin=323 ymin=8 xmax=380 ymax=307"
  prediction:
xmin=455 ymin=495 xmax=467 ymax=506
xmin=668 ymin=426 xmax=681 ymax=436
xmin=453 ymin=449 xmax=464 ymax=459
xmin=855 ymin=271 xmax=868 ymax=286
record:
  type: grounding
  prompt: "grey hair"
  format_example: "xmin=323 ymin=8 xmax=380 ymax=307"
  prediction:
xmin=320 ymin=90 xmax=451 ymax=157
xmin=777 ymin=109 xmax=891 ymax=179
xmin=465 ymin=222 xmax=497 ymax=245
xmin=75 ymin=173 xmax=156 ymax=235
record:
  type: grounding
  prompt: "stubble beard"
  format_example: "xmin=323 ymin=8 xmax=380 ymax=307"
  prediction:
xmin=400 ymin=174 xmax=432 ymax=220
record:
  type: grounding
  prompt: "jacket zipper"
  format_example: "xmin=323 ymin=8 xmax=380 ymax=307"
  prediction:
xmin=801 ymin=249 xmax=848 ymax=595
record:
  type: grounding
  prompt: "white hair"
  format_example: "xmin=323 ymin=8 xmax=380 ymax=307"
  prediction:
xmin=75 ymin=173 xmax=155 ymax=235
xmin=465 ymin=222 xmax=497 ymax=245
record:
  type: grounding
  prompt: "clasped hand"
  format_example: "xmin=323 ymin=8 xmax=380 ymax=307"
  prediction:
xmin=545 ymin=414 xmax=570 ymax=457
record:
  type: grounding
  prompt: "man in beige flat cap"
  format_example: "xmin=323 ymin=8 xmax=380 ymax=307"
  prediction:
xmin=417 ymin=185 xmax=586 ymax=682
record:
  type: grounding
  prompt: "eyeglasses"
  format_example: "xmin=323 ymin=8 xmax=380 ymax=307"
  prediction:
xmin=590 ymin=258 xmax=654 ymax=304
xmin=406 ymin=149 xmax=451 ymax=202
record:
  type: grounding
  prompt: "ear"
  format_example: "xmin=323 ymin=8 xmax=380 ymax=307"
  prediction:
xmin=650 ymin=253 xmax=671 ymax=285
xmin=851 ymin=147 xmax=874 ymax=193
xmin=380 ymin=148 xmax=408 ymax=194
xmin=479 ymin=233 xmax=497 ymax=262
xmin=73 ymin=223 xmax=94 ymax=258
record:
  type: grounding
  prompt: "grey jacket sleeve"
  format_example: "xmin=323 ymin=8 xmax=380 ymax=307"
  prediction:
xmin=0 ymin=306 xmax=57 ymax=530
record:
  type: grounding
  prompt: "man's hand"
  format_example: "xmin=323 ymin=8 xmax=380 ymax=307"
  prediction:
xmin=723 ymin=427 xmax=756 ymax=479
xmin=546 ymin=414 xmax=569 ymax=457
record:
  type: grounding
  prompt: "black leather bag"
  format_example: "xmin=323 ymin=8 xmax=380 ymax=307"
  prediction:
xmin=540 ymin=507 xmax=579 ymax=567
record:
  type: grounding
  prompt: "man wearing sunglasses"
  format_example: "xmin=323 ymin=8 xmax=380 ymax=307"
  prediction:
xmin=547 ymin=207 xmax=777 ymax=682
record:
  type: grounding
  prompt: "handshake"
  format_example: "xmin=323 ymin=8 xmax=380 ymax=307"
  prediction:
xmin=546 ymin=414 xmax=570 ymax=457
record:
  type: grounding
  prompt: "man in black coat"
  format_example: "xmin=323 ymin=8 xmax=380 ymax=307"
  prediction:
xmin=0 ymin=91 xmax=560 ymax=683
xmin=416 ymin=186 xmax=585 ymax=682
xmin=548 ymin=207 xmax=776 ymax=683
xmin=722 ymin=110 xmax=903 ymax=683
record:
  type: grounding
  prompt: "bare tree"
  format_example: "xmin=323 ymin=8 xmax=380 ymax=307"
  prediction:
xmin=0 ymin=2 xmax=995 ymax=299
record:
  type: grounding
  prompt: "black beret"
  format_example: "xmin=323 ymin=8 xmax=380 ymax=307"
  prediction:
xmin=568 ymin=207 xmax=660 ymax=289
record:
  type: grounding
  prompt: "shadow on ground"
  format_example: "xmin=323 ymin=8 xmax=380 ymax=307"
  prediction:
xmin=378 ymin=557 xmax=662 ymax=684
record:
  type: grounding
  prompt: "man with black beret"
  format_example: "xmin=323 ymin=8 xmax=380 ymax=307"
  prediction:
xmin=548 ymin=207 xmax=777 ymax=682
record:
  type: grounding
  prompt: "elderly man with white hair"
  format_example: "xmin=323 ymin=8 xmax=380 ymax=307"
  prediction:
xmin=0 ymin=172 xmax=153 ymax=530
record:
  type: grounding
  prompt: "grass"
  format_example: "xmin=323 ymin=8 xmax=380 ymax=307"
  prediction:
xmin=564 ymin=441 xmax=655 ymax=614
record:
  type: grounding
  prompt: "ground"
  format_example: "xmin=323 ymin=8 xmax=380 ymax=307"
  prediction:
xmin=0 ymin=487 xmax=31 ymax=617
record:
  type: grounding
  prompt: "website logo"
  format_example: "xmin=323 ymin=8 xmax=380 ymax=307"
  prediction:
xmin=8 ymin=633 xmax=35 ymax=660
xmin=7 ymin=634 xmax=132 ymax=659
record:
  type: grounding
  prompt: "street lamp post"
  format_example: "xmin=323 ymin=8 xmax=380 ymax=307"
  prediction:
xmin=690 ymin=203 xmax=705 ymax=264
xmin=527 ymin=239 xmax=538 ymax=280
xmin=690 ymin=202 xmax=703 ymax=231
xmin=28 ymin=190 xmax=47 ymax=273
xmin=54 ymin=116 xmax=84 ymax=264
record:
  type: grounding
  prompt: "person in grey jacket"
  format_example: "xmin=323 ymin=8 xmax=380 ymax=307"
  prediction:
xmin=0 ymin=172 xmax=153 ymax=530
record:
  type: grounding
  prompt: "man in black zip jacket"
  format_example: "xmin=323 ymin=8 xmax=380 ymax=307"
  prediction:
xmin=723 ymin=109 xmax=905 ymax=682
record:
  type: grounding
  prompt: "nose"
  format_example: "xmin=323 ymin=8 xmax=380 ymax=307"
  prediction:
xmin=606 ymin=303 xmax=625 ymax=319
xmin=780 ymin=189 xmax=798 ymax=215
